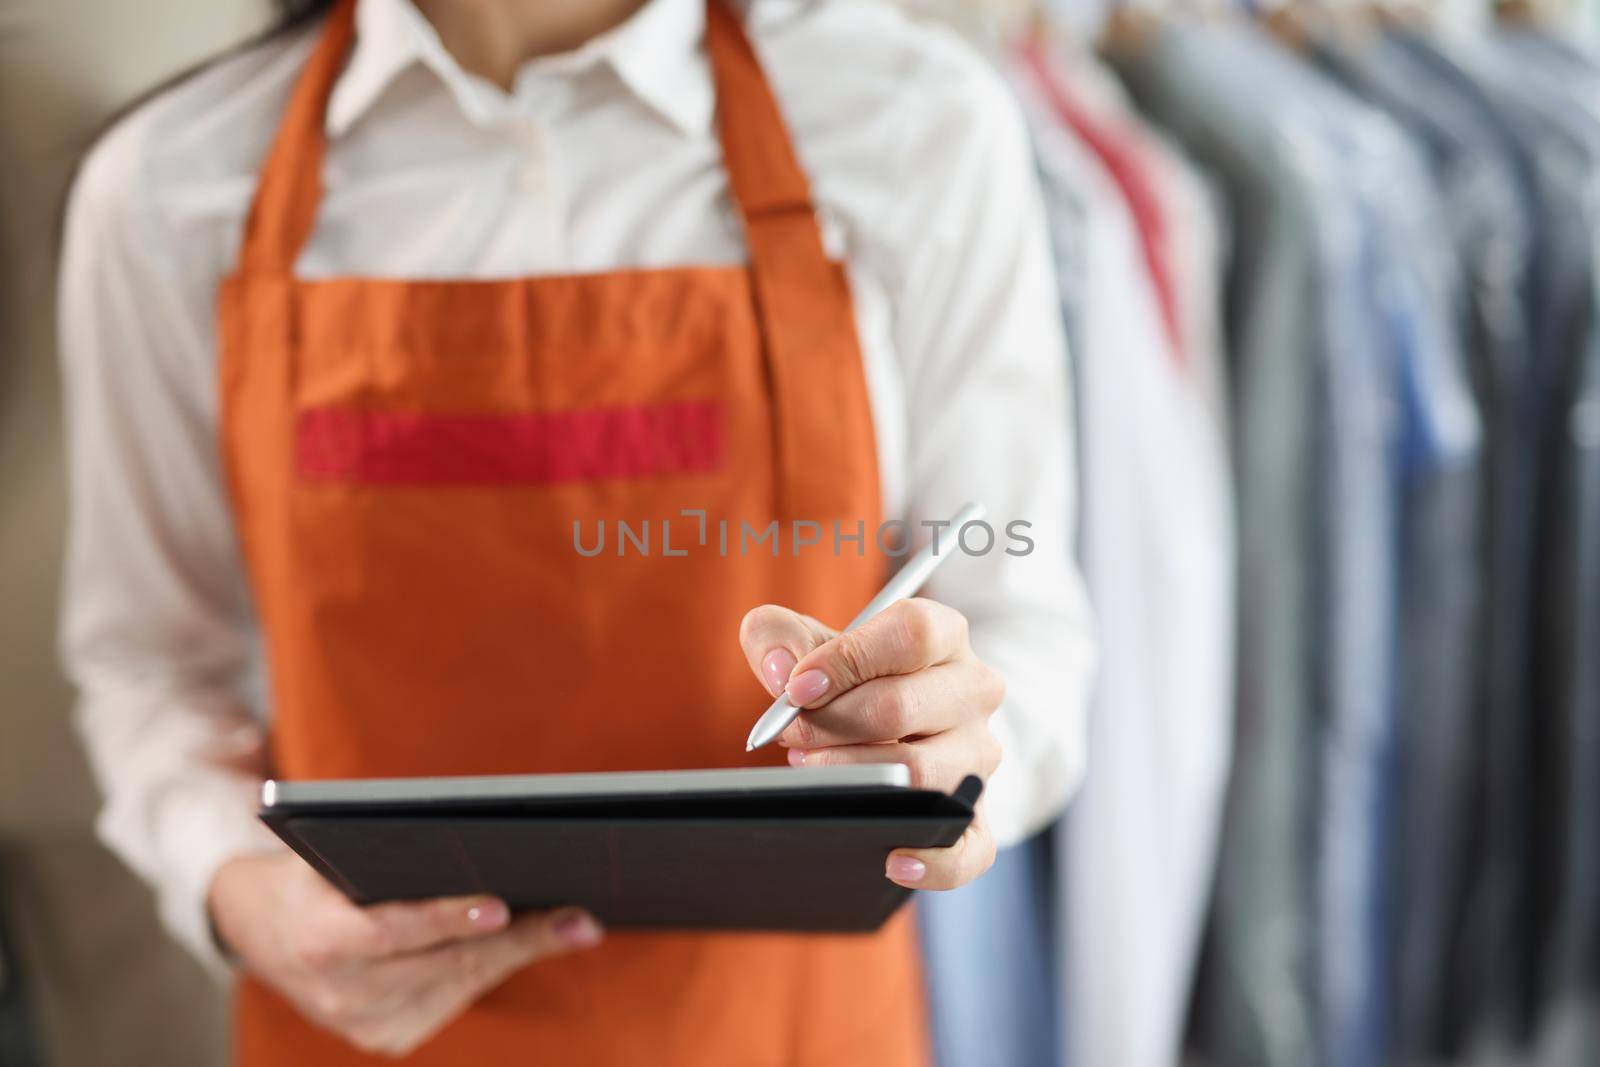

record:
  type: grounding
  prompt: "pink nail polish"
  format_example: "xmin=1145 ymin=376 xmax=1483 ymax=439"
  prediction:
xmin=468 ymin=899 xmax=509 ymax=928
xmin=554 ymin=911 xmax=603 ymax=948
xmin=761 ymin=649 xmax=798 ymax=697
xmin=886 ymin=856 xmax=926 ymax=884
xmin=785 ymin=669 xmax=831 ymax=706
xmin=787 ymin=748 xmax=806 ymax=767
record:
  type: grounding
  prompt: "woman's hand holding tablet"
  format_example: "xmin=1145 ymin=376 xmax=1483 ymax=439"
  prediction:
xmin=208 ymin=853 xmax=602 ymax=1057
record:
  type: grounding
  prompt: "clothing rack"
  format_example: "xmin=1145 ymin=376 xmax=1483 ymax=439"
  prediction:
xmin=915 ymin=6 xmax=1600 ymax=1067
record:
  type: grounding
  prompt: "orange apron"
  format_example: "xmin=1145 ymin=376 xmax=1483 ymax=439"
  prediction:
xmin=219 ymin=0 xmax=928 ymax=1063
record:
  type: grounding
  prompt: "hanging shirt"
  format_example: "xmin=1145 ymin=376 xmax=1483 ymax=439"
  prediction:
xmin=1011 ymin=40 xmax=1236 ymax=1067
xmin=57 ymin=0 xmax=1094 ymax=968
xmin=1017 ymin=39 xmax=1184 ymax=364
xmin=1500 ymin=35 xmax=1600 ymax=1063
xmin=1456 ymin=30 xmax=1600 ymax=1060
xmin=1318 ymin=34 xmax=1504 ymax=1061
xmin=1115 ymin=23 xmax=1387 ymax=1067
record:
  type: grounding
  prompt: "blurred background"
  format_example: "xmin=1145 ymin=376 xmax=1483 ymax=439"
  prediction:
xmin=6 ymin=0 xmax=1600 ymax=1065
xmin=0 ymin=2 xmax=270 ymax=1062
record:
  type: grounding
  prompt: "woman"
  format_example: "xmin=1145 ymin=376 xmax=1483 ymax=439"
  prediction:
xmin=59 ymin=0 xmax=1093 ymax=1061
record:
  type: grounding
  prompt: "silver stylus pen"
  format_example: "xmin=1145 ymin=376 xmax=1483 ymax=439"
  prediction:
xmin=744 ymin=502 xmax=986 ymax=752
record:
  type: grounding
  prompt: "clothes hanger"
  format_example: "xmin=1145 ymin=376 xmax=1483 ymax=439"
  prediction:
xmin=1494 ymin=0 xmax=1549 ymax=26
xmin=1097 ymin=0 xmax=1168 ymax=62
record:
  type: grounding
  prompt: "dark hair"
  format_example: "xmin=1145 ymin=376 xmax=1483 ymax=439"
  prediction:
xmin=272 ymin=0 xmax=338 ymax=29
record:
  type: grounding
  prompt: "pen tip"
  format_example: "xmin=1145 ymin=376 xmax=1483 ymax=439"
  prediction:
xmin=745 ymin=742 xmax=755 ymax=752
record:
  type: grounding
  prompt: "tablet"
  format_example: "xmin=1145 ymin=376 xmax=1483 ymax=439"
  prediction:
xmin=263 ymin=763 xmax=913 ymax=809
xmin=260 ymin=765 xmax=980 ymax=932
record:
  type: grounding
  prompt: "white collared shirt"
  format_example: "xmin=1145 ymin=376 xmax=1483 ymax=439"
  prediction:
xmin=58 ymin=0 xmax=1094 ymax=968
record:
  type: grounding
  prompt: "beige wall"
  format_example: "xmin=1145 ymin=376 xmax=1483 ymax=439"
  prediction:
xmin=0 ymin=1 xmax=269 ymax=1062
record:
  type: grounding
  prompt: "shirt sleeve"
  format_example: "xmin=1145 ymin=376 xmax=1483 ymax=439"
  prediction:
xmin=57 ymin=127 xmax=284 ymax=975
xmin=887 ymin=54 xmax=1097 ymax=847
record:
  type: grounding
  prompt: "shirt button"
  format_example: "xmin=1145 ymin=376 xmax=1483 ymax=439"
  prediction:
xmin=510 ymin=118 xmax=545 ymax=154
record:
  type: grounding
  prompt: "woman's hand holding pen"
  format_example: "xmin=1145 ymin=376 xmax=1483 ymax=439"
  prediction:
xmin=740 ymin=598 xmax=1004 ymax=890
xmin=208 ymin=853 xmax=603 ymax=1057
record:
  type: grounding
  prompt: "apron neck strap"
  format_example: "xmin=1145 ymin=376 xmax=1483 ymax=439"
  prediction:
xmin=236 ymin=0 xmax=826 ymax=277
xmin=237 ymin=0 xmax=357 ymax=275
xmin=703 ymin=0 xmax=815 ymax=223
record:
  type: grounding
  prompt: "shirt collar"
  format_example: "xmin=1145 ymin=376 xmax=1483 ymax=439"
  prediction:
xmin=602 ymin=0 xmax=712 ymax=134
xmin=326 ymin=0 xmax=712 ymax=139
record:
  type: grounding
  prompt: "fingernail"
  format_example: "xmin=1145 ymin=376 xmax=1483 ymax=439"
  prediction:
xmin=886 ymin=856 xmax=926 ymax=884
xmin=554 ymin=910 xmax=603 ymax=948
xmin=467 ymin=899 xmax=509 ymax=928
xmin=785 ymin=669 xmax=831 ymax=706
xmin=761 ymin=649 xmax=798 ymax=697
xmin=787 ymin=748 xmax=806 ymax=767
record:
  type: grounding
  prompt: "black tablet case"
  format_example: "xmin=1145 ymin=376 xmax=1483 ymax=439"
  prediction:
xmin=260 ymin=775 xmax=981 ymax=932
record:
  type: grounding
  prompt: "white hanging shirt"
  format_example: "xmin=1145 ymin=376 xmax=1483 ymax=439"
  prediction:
xmin=57 ymin=0 xmax=1094 ymax=968
xmin=1010 ymin=46 xmax=1235 ymax=1067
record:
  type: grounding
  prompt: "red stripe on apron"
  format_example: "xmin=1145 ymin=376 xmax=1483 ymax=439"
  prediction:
xmin=296 ymin=400 xmax=723 ymax=485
